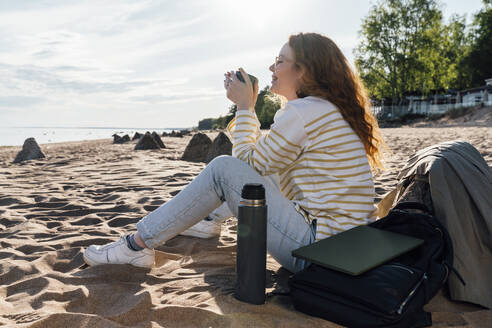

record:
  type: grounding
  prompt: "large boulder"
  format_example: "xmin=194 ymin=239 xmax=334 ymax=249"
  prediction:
xmin=151 ymin=132 xmax=165 ymax=148
xmin=134 ymin=132 xmax=161 ymax=150
xmin=170 ymin=130 xmax=183 ymax=138
xmin=205 ymin=132 xmax=232 ymax=163
xmin=113 ymin=134 xmax=130 ymax=144
xmin=181 ymin=133 xmax=212 ymax=162
xmin=13 ymin=138 xmax=45 ymax=163
xmin=132 ymin=132 xmax=142 ymax=140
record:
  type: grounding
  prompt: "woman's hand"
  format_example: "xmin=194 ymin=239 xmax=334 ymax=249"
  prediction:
xmin=224 ymin=68 xmax=258 ymax=111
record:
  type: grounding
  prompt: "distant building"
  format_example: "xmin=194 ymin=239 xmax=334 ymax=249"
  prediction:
xmin=373 ymin=78 xmax=492 ymax=119
xmin=461 ymin=79 xmax=492 ymax=105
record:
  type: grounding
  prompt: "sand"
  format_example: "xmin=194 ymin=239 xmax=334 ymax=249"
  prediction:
xmin=0 ymin=126 xmax=491 ymax=327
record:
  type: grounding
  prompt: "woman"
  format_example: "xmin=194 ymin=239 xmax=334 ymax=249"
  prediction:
xmin=83 ymin=32 xmax=385 ymax=273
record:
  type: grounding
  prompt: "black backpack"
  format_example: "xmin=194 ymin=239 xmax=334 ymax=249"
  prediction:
xmin=288 ymin=202 xmax=461 ymax=328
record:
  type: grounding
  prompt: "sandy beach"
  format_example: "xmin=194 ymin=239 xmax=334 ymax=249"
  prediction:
xmin=0 ymin=126 xmax=491 ymax=327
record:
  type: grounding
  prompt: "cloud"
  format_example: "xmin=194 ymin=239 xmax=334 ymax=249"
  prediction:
xmin=0 ymin=0 xmax=63 ymax=12
xmin=0 ymin=62 xmax=183 ymax=96
xmin=129 ymin=89 xmax=224 ymax=104
xmin=13 ymin=65 xmax=146 ymax=94
xmin=0 ymin=96 xmax=45 ymax=107
xmin=32 ymin=50 xmax=56 ymax=58
xmin=52 ymin=65 xmax=93 ymax=72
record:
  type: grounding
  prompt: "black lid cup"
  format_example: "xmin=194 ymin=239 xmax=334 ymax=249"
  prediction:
xmin=241 ymin=183 xmax=265 ymax=200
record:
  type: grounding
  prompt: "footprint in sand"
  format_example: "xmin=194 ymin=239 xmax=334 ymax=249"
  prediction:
xmin=137 ymin=197 xmax=150 ymax=204
xmin=46 ymin=221 xmax=62 ymax=229
xmin=143 ymin=205 xmax=159 ymax=212
xmin=0 ymin=197 xmax=20 ymax=206
xmin=150 ymin=199 xmax=163 ymax=205
xmin=0 ymin=217 xmax=24 ymax=228
xmin=6 ymin=276 xmax=49 ymax=297
xmin=2 ymin=313 xmax=42 ymax=324
xmin=9 ymin=201 xmax=69 ymax=210
xmin=107 ymin=216 xmax=140 ymax=227
xmin=70 ymin=216 xmax=103 ymax=226
xmin=172 ymin=172 xmax=194 ymax=178
xmin=169 ymin=190 xmax=181 ymax=196
xmin=15 ymin=244 xmax=56 ymax=254
xmin=167 ymin=182 xmax=188 ymax=187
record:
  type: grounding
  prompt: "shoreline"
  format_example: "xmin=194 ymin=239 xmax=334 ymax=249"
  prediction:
xmin=2 ymin=124 xmax=491 ymax=147
xmin=0 ymin=137 xmax=113 ymax=149
xmin=0 ymin=126 xmax=193 ymax=148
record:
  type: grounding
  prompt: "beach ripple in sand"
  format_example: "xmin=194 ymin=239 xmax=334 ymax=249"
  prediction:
xmin=0 ymin=128 xmax=490 ymax=327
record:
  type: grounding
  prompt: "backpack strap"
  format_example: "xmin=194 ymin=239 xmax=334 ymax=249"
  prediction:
xmin=393 ymin=201 xmax=431 ymax=214
xmin=443 ymin=260 xmax=467 ymax=286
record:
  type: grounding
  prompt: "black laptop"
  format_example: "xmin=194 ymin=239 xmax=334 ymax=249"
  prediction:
xmin=292 ymin=225 xmax=423 ymax=275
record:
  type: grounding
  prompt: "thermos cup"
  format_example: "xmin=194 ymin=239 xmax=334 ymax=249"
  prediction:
xmin=235 ymin=183 xmax=267 ymax=305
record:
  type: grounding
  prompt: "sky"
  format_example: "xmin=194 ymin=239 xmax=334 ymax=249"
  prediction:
xmin=0 ymin=0 xmax=486 ymax=129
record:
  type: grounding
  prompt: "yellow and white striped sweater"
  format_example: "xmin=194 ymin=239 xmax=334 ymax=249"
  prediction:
xmin=226 ymin=96 xmax=377 ymax=241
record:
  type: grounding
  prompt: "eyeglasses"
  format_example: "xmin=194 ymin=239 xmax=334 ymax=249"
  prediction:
xmin=274 ymin=56 xmax=294 ymax=67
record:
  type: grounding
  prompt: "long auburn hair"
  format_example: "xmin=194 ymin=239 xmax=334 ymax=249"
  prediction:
xmin=288 ymin=32 xmax=385 ymax=170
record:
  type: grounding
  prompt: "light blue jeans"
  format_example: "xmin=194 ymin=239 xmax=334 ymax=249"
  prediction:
xmin=136 ymin=155 xmax=316 ymax=273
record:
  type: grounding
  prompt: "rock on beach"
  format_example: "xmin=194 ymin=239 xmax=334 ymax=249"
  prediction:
xmin=181 ymin=132 xmax=212 ymax=162
xmin=13 ymin=137 xmax=46 ymax=163
xmin=205 ymin=131 xmax=232 ymax=163
xmin=132 ymin=132 xmax=142 ymax=140
xmin=134 ymin=132 xmax=161 ymax=150
xmin=113 ymin=134 xmax=130 ymax=144
xmin=151 ymin=132 xmax=166 ymax=148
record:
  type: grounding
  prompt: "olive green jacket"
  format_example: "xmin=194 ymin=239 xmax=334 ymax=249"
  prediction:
xmin=378 ymin=140 xmax=492 ymax=309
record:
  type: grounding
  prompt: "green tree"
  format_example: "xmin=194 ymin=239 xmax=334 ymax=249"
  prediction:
xmin=254 ymin=86 xmax=270 ymax=117
xmin=198 ymin=118 xmax=214 ymax=130
xmin=444 ymin=14 xmax=472 ymax=90
xmin=412 ymin=14 xmax=470 ymax=93
xmin=355 ymin=0 xmax=447 ymax=100
xmin=225 ymin=104 xmax=237 ymax=126
xmin=259 ymin=95 xmax=282 ymax=128
xmin=462 ymin=0 xmax=492 ymax=87
xmin=255 ymin=86 xmax=282 ymax=128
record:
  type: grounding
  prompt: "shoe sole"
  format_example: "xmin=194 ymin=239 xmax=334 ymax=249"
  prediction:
xmin=180 ymin=230 xmax=219 ymax=239
xmin=83 ymin=253 xmax=154 ymax=268
xmin=83 ymin=254 xmax=98 ymax=266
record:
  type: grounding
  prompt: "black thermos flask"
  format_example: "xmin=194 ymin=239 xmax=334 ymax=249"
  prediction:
xmin=235 ymin=183 xmax=267 ymax=305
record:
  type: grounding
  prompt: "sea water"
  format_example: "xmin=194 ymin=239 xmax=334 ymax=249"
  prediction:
xmin=0 ymin=127 xmax=187 ymax=146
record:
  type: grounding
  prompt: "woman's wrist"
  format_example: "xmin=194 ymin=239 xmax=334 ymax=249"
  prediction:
xmin=237 ymin=107 xmax=254 ymax=112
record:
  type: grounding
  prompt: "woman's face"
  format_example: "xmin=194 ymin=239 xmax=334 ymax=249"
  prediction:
xmin=269 ymin=43 xmax=302 ymax=101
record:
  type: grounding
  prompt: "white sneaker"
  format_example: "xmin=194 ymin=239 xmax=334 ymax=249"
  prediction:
xmin=180 ymin=217 xmax=221 ymax=239
xmin=83 ymin=236 xmax=155 ymax=268
xmin=209 ymin=203 xmax=234 ymax=223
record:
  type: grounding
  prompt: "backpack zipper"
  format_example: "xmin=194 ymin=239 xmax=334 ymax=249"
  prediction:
xmin=387 ymin=264 xmax=414 ymax=275
xmin=396 ymin=273 xmax=427 ymax=315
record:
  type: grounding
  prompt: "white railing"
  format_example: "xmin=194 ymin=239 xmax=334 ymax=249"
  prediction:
xmin=373 ymin=101 xmax=490 ymax=119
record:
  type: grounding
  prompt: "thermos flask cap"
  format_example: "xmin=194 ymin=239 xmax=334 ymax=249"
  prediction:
xmin=241 ymin=183 xmax=265 ymax=200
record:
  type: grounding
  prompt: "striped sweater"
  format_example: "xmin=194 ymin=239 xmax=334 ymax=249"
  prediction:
xmin=226 ymin=96 xmax=377 ymax=241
